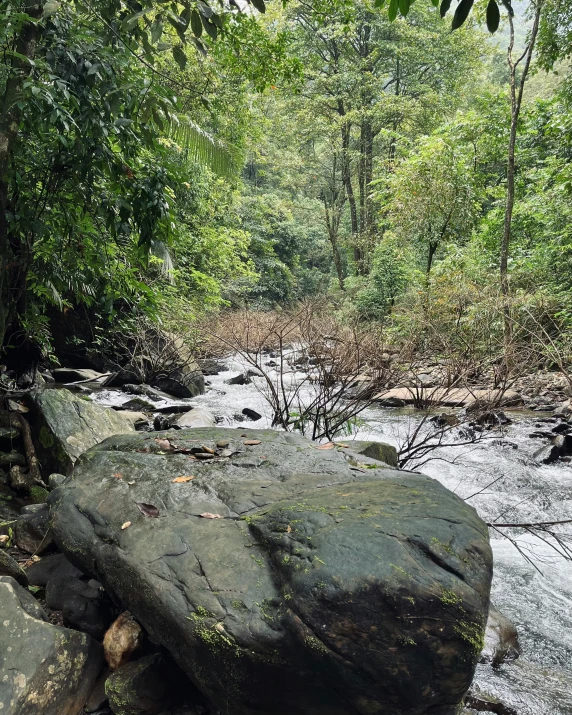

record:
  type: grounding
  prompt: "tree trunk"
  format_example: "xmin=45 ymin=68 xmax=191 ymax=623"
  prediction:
xmin=500 ymin=1 xmax=542 ymax=348
xmin=0 ymin=4 xmax=43 ymax=355
xmin=340 ymin=119 xmax=360 ymax=268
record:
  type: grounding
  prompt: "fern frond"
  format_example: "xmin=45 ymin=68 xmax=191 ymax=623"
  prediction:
xmin=166 ymin=115 xmax=241 ymax=179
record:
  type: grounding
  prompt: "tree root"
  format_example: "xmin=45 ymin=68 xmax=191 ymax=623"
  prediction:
xmin=0 ymin=409 xmax=46 ymax=490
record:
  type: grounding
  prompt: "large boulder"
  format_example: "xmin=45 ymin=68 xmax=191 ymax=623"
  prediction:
xmin=49 ymin=428 xmax=492 ymax=715
xmin=26 ymin=388 xmax=135 ymax=475
xmin=0 ymin=576 xmax=102 ymax=714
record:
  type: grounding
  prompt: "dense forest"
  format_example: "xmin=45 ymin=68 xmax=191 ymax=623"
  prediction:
xmin=3 ymin=4 xmax=572 ymax=715
xmin=0 ymin=0 xmax=571 ymax=380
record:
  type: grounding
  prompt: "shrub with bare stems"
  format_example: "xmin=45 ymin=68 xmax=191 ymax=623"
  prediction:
xmin=206 ymin=300 xmax=397 ymax=441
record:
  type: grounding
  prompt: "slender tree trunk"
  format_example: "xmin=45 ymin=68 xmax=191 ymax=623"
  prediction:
xmin=0 ymin=3 xmax=43 ymax=352
xmin=500 ymin=1 xmax=542 ymax=349
xmin=324 ymin=198 xmax=345 ymax=291
xmin=340 ymin=119 xmax=360 ymax=267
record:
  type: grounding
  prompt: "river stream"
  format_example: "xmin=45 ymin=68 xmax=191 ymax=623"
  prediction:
xmin=94 ymin=353 xmax=572 ymax=714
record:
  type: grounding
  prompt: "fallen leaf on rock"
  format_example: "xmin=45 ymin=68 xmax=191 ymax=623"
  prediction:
xmin=136 ymin=502 xmax=160 ymax=518
xmin=201 ymin=446 xmax=216 ymax=454
xmin=121 ymin=521 xmax=131 ymax=530
xmin=240 ymin=434 xmax=248 ymax=437
xmin=0 ymin=534 xmax=9 ymax=545
xmin=127 ymin=481 xmax=135 ymax=485
xmin=172 ymin=475 xmax=195 ymax=483
xmin=286 ymin=525 xmax=292 ymax=533
xmin=336 ymin=443 xmax=350 ymax=448
xmin=200 ymin=512 xmax=222 ymax=519
xmin=317 ymin=442 xmax=334 ymax=450
xmin=8 ymin=399 xmax=28 ymax=413
xmin=243 ymin=440 xmax=262 ymax=446
xmin=154 ymin=438 xmax=173 ymax=452
xmin=113 ymin=473 xmax=123 ymax=479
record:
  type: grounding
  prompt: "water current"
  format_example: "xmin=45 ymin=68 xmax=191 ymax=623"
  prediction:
xmin=94 ymin=353 xmax=572 ymax=714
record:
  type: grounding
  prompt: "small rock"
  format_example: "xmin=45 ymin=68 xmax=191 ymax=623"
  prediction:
xmin=480 ymin=606 xmax=520 ymax=667
xmin=241 ymin=408 xmax=262 ymax=421
xmin=104 ymin=611 xmax=143 ymax=671
xmin=153 ymin=414 xmax=174 ymax=431
xmin=48 ymin=472 xmax=67 ymax=490
xmin=465 ymin=687 xmax=517 ymax=715
xmin=173 ymin=409 xmax=216 ymax=429
xmin=345 ymin=440 xmax=398 ymax=468
xmin=225 ymin=373 xmax=251 ymax=386
xmin=0 ymin=548 xmax=28 ymax=585
xmin=14 ymin=502 xmax=53 ymax=554
xmin=120 ymin=398 xmax=157 ymax=412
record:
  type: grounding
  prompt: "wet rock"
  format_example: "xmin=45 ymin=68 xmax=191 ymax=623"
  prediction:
xmin=241 ymin=408 xmax=262 ymax=421
xmin=344 ymin=440 xmax=398 ymax=468
xmin=172 ymin=409 xmax=216 ymax=429
xmin=431 ymin=413 xmax=460 ymax=427
xmin=120 ymin=398 xmax=157 ymax=412
xmin=264 ymin=360 xmax=277 ymax=367
xmin=153 ymin=414 xmax=174 ymax=431
xmin=480 ymin=606 xmax=520 ymax=666
xmin=154 ymin=374 xmax=204 ymax=400
xmin=198 ymin=359 xmax=226 ymax=376
xmin=551 ymin=422 xmax=571 ymax=434
xmin=104 ymin=612 xmax=144 ymax=671
xmin=26 ymin=388 xmax=135 ymax=474
xmin=50 ymin=427 xmax=493 ymax=715
xmin=122 ymin=385 xmax=171 ymax=401
xmin=465 ymin=687 xmax=517 ymax=715
xmin=14 ymin=503 xmax=53 ymax=554
xmin=224 ymin=372 xmax=251 ymax=386
xmin=553 ymin=400 xmax=571 ymax=416
xmin=475 ymin=412 xmax=511 ymax=427
xmin=533 ymin=442 xmax=562 ymax=464
xmin=0 ymin=548 xmax=28 ymax=585
xmin=0 ymin=576 xmax=102 ymax=715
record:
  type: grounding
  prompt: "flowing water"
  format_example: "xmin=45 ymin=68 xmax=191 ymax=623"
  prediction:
xmin=94 ymin=353 xmax=572 ymax=713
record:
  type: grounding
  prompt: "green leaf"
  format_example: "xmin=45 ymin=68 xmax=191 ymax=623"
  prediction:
xmin=451 ymin=0 xmax=474 ymax=29
xmin=388 ymin=0 xmax=399 ymax=21
xmin=250 ymin=0 xmax=266 ymax=12
xmin=201 ymin=16 xmax=218 ymax=40
xmin=486 ymin=0 xmax=500 ymax=33
xmin=374 ymin=0 xmax=387 ymax=7
xmin=172 ymin=45 xmax=187 ymax=70
xmin=440 ymin=0 xmax=452 ymax=18
xmin=191 ymin=9 xmax=202 ymax=37
xmin=398 ymin=0 xmax=410 ymax=16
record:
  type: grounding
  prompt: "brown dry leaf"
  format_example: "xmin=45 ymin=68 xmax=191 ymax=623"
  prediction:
xmin=240 ymin=434 xmax=248 ymax=437
xmin=154 ymin=438 xmax=173 ymax=452
xmin=135 ymin=502 xmax=160 ymax=518
xmin=286 ymin=525 xmax=292 ymax=533
xmin=127 ymin=481 xmax=135 ymax=486
xmin=121 ymin=521 xmax=131 ymax=530
xmin=200 ymin=512 xmax=222 ymax=519
xmin=317 ymin=442 xmax=334 ymax=450
xmin=113 ymin=473 xmax=123 ymax=479
xmin=336 ymin=443 xmax=350 ymax=449
xmin=201 ymin=446 xmax=216 ymax=455
xmin=243 ymin=440 xmax=262 ymax=446
xmin=172 ymin=475 xmax=195 ymax=483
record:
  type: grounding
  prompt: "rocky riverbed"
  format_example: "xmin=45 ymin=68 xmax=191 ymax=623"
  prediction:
xmin=1 ymin=353 xmax=571 ymax=715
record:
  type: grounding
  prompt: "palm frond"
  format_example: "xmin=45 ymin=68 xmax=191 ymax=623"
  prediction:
xmin=166 ymin=115 xmax=241 ymax=179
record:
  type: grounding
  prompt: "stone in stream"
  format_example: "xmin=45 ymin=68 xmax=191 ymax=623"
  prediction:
xmin=241 ymin=408 xmax=262 ymax=421
xmin=480 ymin=606 xmax=520 ymax=666
xmin=173 ymin=408 xmax=216 ymax=429
xmin=25 ymin=388 xmax=135 ymax=474
xmin=52 ymin=367 xmax=106 ymax=383
xmin=0 ymin=576 xmax=103 ymax=715
xmin=224 ymin=372 xmax=251 ymax=386
xmin=49 ymin=427 xmax=492 ymax=715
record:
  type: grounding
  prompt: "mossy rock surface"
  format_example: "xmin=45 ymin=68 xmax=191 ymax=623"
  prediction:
xmin=50 ymin=427 xmax=492 ymax=715
xmin=26 ymin=388 xmax=135 ymax=475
